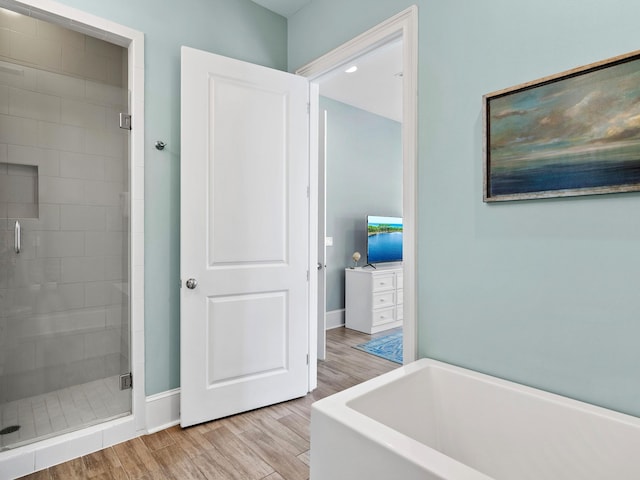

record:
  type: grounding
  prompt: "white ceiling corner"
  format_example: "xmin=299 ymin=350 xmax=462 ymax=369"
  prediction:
xmin=251 ymin=0 xmax=311 ymax=17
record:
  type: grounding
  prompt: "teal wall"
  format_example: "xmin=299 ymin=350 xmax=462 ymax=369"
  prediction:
xmin=292 ymin=0 xmax=640 ymax=417
xmin=54 ymin=0 xmax=287 ymax=395
xmin=47 ymin=0 xmax=640 ymax=416
xmin=321 ymin=97 xmax=402 ymax=312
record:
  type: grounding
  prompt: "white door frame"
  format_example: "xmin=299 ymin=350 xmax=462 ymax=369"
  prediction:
xmin=0 ymin=0 xmax=145 ymax=476
xmin=297 ymin=5 xmax=419 ymax=363
xmin=316 ymin=109 xmax=328 ymax=361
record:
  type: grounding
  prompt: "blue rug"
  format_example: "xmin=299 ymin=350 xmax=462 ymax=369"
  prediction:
xmin=354 ymin=331 xmax=403 ymax=364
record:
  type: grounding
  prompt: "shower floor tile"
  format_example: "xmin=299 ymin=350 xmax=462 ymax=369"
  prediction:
xmin=0 ymin=375 xmax=130 ymax=450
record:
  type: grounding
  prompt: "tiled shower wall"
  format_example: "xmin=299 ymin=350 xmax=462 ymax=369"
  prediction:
xmin=0 ymin=8 xmax=129 ymax=403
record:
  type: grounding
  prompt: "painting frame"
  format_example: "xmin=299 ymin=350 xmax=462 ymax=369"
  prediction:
xmin=483 ymin=49 xmax=640 ymax=202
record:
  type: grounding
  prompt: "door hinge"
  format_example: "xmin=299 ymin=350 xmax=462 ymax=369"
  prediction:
xmin=119 ymin=372 xmax=133 ymax=390
xmin=306 ymin=354 xmax=309 ymax=365
xmin=119 ymin=113 xmax=132 ymax=130
xmin=307 ymin=102 xmax=310 ymax=114
xmin=306 ymin=270 xmax=310 ymax=281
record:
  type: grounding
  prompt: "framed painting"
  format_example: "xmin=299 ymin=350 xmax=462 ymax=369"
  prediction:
xmin=483 ymin=50 xmax=640 ymax=202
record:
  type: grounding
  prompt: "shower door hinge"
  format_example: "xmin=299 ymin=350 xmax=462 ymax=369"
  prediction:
xmin=119 ymin=113 xmax=132 ymax=130
xmin=119 ymin=372 xmax=133 ymax=390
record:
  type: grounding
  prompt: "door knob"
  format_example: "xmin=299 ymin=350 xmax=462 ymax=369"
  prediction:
xmin=186 ymin=278 xmax=198 ymax=289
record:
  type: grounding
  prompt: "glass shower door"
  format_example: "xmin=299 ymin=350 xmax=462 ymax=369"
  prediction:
xmin=0 ymin=52 xmax=132 ymax=450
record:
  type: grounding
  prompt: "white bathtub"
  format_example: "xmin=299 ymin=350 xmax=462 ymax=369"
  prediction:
xmin=310 ymin=358 xmax=640 ymax=480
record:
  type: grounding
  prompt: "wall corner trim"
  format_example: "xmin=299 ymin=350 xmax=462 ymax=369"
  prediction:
xmin=145 ymin=389 xmax=181 ymax=434
xmin=326 ymin=309 xmax=345 ymax=329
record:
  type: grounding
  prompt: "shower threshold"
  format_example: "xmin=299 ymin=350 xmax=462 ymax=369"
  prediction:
xmin=0 ymin=375 xmax=131 ymax=451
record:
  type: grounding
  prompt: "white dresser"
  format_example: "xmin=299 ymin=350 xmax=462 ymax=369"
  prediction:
xmin=345 ymin=265 xmax=403 ymax=334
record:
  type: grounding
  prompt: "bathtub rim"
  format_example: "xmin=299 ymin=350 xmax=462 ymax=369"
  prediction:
xmin=311 ymin=357 xmax=640 ymax=480
xmin=311 ymin=359 xmax=495 ymax=480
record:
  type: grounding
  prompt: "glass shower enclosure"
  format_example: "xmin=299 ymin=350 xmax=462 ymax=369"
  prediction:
xmin=0 ymin=9 xmax=132 ymax=450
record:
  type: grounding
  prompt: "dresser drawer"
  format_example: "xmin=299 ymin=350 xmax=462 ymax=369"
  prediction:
xmin=345 ymin=266 xmax=404 ymax=335
xmin=372 ymin=306 xmax=395 ymax=326
xmin=372 ymin=273 xmax=395 ymax=292
xmin=372 ymin=291 xmax=395 ymax=309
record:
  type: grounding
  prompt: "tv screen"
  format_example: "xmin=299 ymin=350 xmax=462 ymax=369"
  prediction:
xmin=367 ymin=215 xmax=403 ymax=264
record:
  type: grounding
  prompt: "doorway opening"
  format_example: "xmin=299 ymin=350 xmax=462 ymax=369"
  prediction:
xmin=297 ymin=6 xmax=418 ymax=364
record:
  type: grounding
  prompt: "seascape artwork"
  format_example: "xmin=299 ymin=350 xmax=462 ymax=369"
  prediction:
xmin=485 ymin=53 xmax=640 ymax=201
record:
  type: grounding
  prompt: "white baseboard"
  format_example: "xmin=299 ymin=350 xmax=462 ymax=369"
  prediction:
xmin=326 ymin=309 xmax=345 ymax=330
xmin=0 ymin=416 xmax=138 ymax=479
xmin=145 ymin=389 xmax=180 ymax=433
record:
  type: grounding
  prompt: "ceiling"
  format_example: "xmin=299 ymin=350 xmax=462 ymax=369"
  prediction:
xmin=251 ymin=0 xmax=402 ymax=122
xmin=318 ymin=40 xmax=403 ymax=122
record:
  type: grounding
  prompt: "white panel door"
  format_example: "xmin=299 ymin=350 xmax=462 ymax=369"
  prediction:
xmin=180 ymin=46 xmax=310 ymax=427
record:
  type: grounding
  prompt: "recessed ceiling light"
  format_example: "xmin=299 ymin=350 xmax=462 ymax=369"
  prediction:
xmin=345 ymin=65 xmax=358 ymax=74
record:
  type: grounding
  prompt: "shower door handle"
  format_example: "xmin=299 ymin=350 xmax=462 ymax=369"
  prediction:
xmin=14 ymin=220 xmax=21 ymax=254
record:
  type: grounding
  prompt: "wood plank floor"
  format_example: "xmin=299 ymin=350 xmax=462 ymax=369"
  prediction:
xmin=19 ymin=327 xmax=399 ymax=480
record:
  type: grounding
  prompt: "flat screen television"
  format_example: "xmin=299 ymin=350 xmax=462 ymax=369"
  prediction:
xmin=367 ymin=215 xmax=403 ymax=264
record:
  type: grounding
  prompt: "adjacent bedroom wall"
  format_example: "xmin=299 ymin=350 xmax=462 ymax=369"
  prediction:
xmin=321 ymin=96 xmax=402 ymax=319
